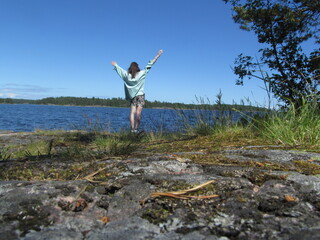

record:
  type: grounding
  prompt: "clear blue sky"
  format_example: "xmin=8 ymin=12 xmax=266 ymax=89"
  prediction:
xmin=0 ymin=0 xmax=277 ymax=106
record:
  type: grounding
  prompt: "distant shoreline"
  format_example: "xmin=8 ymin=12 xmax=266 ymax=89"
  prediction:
xmin=0 ymin=102 xmax=173 ymax=109
xmin=0 ymin=96 xmax=268 ymax=112
xmin=0 ymin=102 xmax=262 ymax=112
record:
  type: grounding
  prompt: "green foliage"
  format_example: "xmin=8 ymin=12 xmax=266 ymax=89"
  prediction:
xmin=223 ymin=0 xmax=320 ymax=107
xmin=93 ymin=133 xmax=136 ymax=156
xmin=37 ymin=96 xmax=129 ymax=107
xmin=17 ymin=140 xmax=54 ymax=160
xmin=192 ymin=122 xmax=215 ymax=136
xmin=0 ymin=147 xmax=11 ymax=161
xmin=60 ymin=144 xmax=95 ymax=160
xmin=257 ymin=97 xmax=320 ymax=146
xmin=0 ymin=98 xmax=34 ymax=104
xmin=63 ymin=131 xmax=97 ymax=144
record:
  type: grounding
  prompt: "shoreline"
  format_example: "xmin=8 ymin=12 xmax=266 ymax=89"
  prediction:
xmin=0 ymin=102 xmax=174 ymax=110
xmin=0 ymin=102 xmax=266 ymax=112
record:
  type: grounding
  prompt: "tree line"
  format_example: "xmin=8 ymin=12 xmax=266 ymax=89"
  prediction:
xmin=0 ymin=96 xmax=266 ymax=112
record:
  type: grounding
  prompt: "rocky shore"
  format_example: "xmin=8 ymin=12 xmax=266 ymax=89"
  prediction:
xmin=0 ymin=132 xmax=320 ymax=240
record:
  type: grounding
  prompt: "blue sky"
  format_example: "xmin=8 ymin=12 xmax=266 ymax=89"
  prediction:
xmin=0 ymin=0 xmax=281 ymax=106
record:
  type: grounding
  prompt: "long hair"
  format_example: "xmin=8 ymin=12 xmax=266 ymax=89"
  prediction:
xmin=128 ymin=62 xmax=140 ymax=78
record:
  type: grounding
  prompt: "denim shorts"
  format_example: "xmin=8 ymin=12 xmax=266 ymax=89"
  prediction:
xmin=131 ymin=94 xmax=145 ymax=107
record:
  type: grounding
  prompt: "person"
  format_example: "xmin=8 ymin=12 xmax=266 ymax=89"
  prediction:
xmin=111 ymin=50 xmax=163 ymax=133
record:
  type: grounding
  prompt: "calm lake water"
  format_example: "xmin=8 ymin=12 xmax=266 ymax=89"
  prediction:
xmin=0 ymin=104 xmax=243 ymax=133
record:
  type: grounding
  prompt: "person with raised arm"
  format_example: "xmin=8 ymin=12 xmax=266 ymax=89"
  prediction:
xmin=111 ymin=50 xmax=163 ymax=133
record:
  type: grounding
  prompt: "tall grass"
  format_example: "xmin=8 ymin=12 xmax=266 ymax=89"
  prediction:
xmin=0 ymin=147 xmax=11 ymax=161
xmin=175 ymin=92 xmax=244 ymax=136
xmin=257 ymin=98 xmax=320 ymax=146
xmin=174 ymin=91 xmax=319 ymax=148
xmin=93 ymin=131 xmax=140 ymax=156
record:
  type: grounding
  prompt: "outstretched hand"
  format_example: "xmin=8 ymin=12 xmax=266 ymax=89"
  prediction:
xmin=152 ymin=50 xmax=163 ymax=63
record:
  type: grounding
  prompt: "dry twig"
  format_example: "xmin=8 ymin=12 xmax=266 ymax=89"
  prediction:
xmin=149 ymin=180 xmax=219 ymax=200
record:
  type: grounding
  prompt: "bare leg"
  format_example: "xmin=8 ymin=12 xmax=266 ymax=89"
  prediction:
xmin=130 ymin=105 xmax=137 ymax=130
xmin=135 ymin=106 xmax=143 ymax=129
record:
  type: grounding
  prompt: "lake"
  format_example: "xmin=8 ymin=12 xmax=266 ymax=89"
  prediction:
xmin=0 ymin=104 xmax=243 ymax=133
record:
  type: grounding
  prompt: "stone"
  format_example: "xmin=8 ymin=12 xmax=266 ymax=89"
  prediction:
xmin=1 ymin=133 xmax=320 ymax=239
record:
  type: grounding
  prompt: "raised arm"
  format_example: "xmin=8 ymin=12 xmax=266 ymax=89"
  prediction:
xmin=151 ymin=50 xmax=163 ymax=64
xmin=112 ymin=61 xmax=128 ymax=79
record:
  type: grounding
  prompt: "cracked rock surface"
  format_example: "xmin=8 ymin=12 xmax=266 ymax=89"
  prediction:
xmin=0 ymin=133 xmax=320 ymax=240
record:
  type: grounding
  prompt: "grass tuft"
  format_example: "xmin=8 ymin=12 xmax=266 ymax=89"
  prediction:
xmin=0 ymin=147 xmax=11 ymax=161
xmin=257 ymin=98 xmax=320 ymax=147
xmin=93 ymin=131 xmax=138 ymax=156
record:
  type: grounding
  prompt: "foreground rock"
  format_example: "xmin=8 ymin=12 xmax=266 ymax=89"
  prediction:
xmin=0 ymin=133 xmax=320 ymax=239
